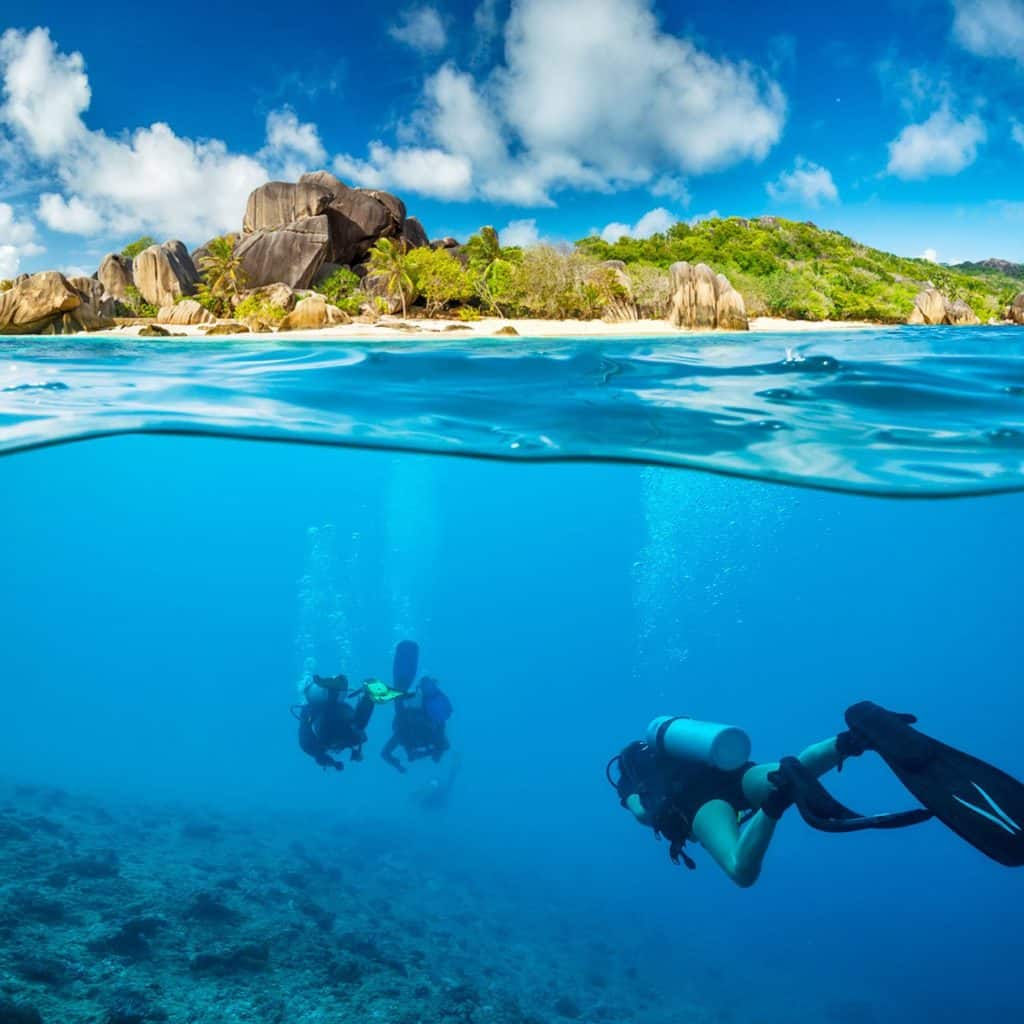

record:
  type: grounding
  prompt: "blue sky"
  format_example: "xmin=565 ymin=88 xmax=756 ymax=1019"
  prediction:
xmin=1 ymin=0 xmax=1023 ymax=278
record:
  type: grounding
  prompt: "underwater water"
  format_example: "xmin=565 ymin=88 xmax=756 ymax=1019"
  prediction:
xmin=1 ymin=329 xmax=1023 ymax=1024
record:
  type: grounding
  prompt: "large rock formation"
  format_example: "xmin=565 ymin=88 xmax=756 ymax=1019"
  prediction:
xmin=67 ymin=276 xmax=117 ymax=318
xmin=666 ymin=262 xmax=748 ymax=330
xmin=156 ymin=300 xmax=215 ymax=326
xmin=0 ymin=271 xmax=114 ymax=335
xmin=1008 ymin=292 xmax=1024 ymax=325
xmin=401 ymin=216 xmax=430 ymax=250
xmin=278 ymin=295 xmax=351 ymax=331
xmin=591 ymin=260 xmax=637 ymax=323
xmin=235 ymin=215 xmax=331 ymax=290
xmin=243 ymin=181 xmax=333 ymax=234
xmin=97 ymin=253 xmax=134 ymax=301
xmin=908 ymin=288 xmax=980 ymax=325
xmin=232 ymin=282 xmax=296 ymax=313
xmin=133 ymin=241 xmax=200 ymax=307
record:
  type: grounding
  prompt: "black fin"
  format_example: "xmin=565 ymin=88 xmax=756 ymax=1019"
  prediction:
xmin=846 ymin=701 xmax=1024 ymax=867
xmin=392 ymin=641 xmax=420 ymax=692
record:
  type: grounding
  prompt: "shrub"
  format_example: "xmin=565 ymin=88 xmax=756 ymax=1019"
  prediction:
xmin=0 ymin=279 xmax=13 ymax=292
xmin=406 ymin=247 xmax=472 ymax=316
xmin=121 ymin=284 xmax=159 ymax=318
xmin=197 ymin=236 xmax=246 ymax=316
xmin=314 ymin=267 xmax=362 ymax=314
xmin=121 ymin=236 xmax=156 ymax=261
xmin=235 ymin=295 xmax=287 ymax=323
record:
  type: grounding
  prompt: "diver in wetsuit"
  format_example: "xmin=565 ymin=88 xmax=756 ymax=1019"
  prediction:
xmin=296 ymin=675 xmax=374 ymax=771
xmin=382 ymin=676 xmax=452 ymax=773
xmin=609 ymin=704 xmax=1024 ymax=886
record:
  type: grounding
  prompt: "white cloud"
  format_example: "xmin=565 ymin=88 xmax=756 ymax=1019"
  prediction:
xmin=766 ymin=158 xmax=839 ymax=206
xmin=1013 ymin=121 xmax=1024 ymax=148
xmin=886 ymin=105 xmax=986 ymax=179
xmin=263 ymin=108 xmax=326 ymax=167
xmin=649 ymin=175 xmax=691 ymax=205
xmin=951 ymin=0 xmax=1024 ymax=65
xmin=336 ymin=0 xmax=785 ymax=205
xmin=598 ymin=206 xmax=677 ymax=242
xmin=334 ymin=143 xmax=473 ymax=201
xmin=921 ymin=247 xmax=939 ymax=262
xmin=389 ymin=7 xmax=447 ymax=53
xmin=0 ymin=27 xmax=88 ymax=158
xmin=0 ymin=27 xmax=270 ymax=243
xmin=0 ymin=201 xmax=44 ymax=277
xmin=37 ymin=192 xmax=102 ymax=233
xmin=499 ymin=218 xmax=540 ymax=247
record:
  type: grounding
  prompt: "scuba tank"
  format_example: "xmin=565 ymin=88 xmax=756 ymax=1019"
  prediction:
xmin=646 ymin=716 xmax=751 ymax=771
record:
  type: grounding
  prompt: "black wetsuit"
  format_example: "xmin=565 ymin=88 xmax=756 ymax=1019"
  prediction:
xmin=298 ymin=689 xmax=374 ymax=770
xmin=616 ymin=741 xmax=753 ymax=861
xmin=382 ymin=694 xmax=450 ymax=772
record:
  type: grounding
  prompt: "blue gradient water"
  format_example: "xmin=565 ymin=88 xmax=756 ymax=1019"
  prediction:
xmin=1 ymin=330 xmax=1023 ymax=1023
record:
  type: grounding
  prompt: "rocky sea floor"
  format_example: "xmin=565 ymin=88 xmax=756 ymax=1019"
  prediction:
xmin=0 ymin=779 xmax=727 ymax=1024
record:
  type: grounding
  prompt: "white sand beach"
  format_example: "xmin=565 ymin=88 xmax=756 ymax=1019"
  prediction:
xmin=99 ymin=315 xmax=884 ymax=342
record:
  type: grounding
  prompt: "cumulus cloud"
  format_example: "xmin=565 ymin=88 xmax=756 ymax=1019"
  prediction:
xmin=766 ymin=158 xmax=839 ymax=206
xmin=1014 ymin=121 xmax=1024 ymax=148
xmin=886 ymin=105 xmax=986 ymax=179
xmin=336 ymin=0 xmax=785 ymax=204
xmin=649 ymin=175 xmax=691 ymax=204
xmin=951 ymin=0 xmax=1024 ymax=65
xmin=0 ymin=27 xmax=88 ymax=158
xmin=334 ymin=143 xmax=473 ymax=201
xmin=597 ymin=206 xmax=678 ymax=242
xmin=389 ymin=7 xmax=447 ymax=53
xmin=0 ymin=27 xmax=270 ymax=243
xmin=263 ymin=108 xmax=326 ymax=166
xmin=921 ymin=247 xmax=939 ymax=262
xmin=37 ymin=192 xmax=102 ymax=233
xmin=0 ymin=201 xmax=44 ymax=277
xmin=499 ymin=218 xmax=541 ymax=247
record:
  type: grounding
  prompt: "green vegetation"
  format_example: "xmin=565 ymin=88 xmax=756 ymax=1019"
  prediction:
xmin=120 ymin=236 xmax=156 ymax=261
xmin=196 ymin=236 xmax=246 ymax=317
xmin=406 ymin=246 xmax=472 ymax=316
xmin=576 ymin=216 xmax=1022 ymax=322
xmin=234 ymin=294 xmax=287 ymax=324
xmin=121 ymin=284 xmax=158 ymax=318
xmin=0 ymin=279 xmax=12 ymax=292
xmin=367 ymin=238 xmax=415 ymax=317
xmin=313 ymin=266 xmax=362 ymax=315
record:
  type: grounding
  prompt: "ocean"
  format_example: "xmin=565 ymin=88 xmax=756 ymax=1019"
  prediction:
xmin=1 ymin=328 xmax=1022 ymax=1024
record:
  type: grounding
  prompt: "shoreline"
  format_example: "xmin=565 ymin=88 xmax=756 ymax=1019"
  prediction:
xmin=92 ymin=315 xmax=887 ymax=342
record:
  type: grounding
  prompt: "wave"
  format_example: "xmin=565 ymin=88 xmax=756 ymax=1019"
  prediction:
xmin=2 ymin=328 xmax=1024 ymax=497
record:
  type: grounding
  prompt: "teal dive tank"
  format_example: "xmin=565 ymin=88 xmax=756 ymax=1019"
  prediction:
xmin=647 ymin=716 xmax=751 ymax=771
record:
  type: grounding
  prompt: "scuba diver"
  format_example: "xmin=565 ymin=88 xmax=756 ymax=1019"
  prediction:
xmin=607 ymin=702 xmax=1024 ymax=887
xmin=382 ymin=675 xmax=453 ymax=774
xmin=294 ymin=641 xmax=418 ymax=771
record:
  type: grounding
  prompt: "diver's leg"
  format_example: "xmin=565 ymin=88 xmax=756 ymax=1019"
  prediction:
xmin=691 ymin=799 xmax=778 ymax=888
xmin=742 ymin=737 xmax=842 ymax=808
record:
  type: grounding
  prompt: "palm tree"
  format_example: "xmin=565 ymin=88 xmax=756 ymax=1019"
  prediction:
xmin=199 ymin=236 xmax=247 ymax=313
xmin=367 ymin=237 xmax=414 ymax=318
xmin=465 ymin=225 xmax=511 ymax=316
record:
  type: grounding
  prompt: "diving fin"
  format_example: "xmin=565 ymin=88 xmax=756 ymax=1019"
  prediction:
xmin=846 ymin=701 xmax=1024 ymax=867
xmin=772 ymin=757 xmax=933 ymax=834
xmin=393 ymin=640 xmax=420 ymax=692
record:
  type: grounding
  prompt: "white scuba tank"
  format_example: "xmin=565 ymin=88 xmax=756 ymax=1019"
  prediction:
xmin=646 ymin=716 xmax=751 ymax=771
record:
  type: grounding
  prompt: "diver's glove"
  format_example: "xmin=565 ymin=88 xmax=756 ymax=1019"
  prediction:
xmin=835 ymin=711 xmax=917 ymax=769
xmin=761 ymin=761 xmax=797 ymax=820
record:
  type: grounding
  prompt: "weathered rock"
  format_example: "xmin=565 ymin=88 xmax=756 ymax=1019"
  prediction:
xmin=1007 ymin=292 xmax=1024 ymax=325
xmin=97 ymin=253 xmax=135 ymax=301
xmin=138 ymin=325 xmax=171 ymax=337
xmin=235 ymin=216 xmax=330 ymax=290
xmin=133 ymin=241 xmax=200 ymax=308
xmin=0 ymin=998 xmax=43 ymax=1024
xmin=593 ymin=260 xmax=637 ymax=323
xmin=279 ymin=295 xmax=351 ymax=331
xmin=715 ymin=273 xmax=749 ymax=331
xmin=945 ymin=299 xmax=980 ymax=326
xmin=68 ymin=276 xmax=117 ymax=318
xmin=431 ymin=236 xmax=460 ymax=250
xmin=908 ymin=287 xmax=948 ymax=325
xmin=243 ymin=181 xmax=333 ymax=234
xmin=204 ymin=322 xmax=250 ymax=335
xmin=360 ymin=272 xmax=404 ymax=314
xmin=401 ymin=216 xmax=430 ymax=249
xmin=494 ymin=324 xmax=519 ymax=336
xmin=0 ymin=271 xmax=82 ymax=334
xmin=666 ymin=262 xmax=747 ymax=330
xmin=156 ymin=300 xmax=215 ymax=326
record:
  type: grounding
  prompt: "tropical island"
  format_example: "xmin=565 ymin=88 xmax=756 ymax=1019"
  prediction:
xmin=2 ymin=172 xmax=1023 ymax=338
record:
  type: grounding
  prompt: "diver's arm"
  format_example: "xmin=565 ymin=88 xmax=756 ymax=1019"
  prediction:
xmin=381 ymin=735 xmax=406 ymax=773
xmin=692 ymin=799 xmax=778 ymax=888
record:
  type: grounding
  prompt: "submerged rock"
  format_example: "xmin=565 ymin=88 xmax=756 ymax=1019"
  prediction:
xmin=189 ymin=941 xmax=270 ymax=975
xmin=0 ymin=999 xmax=43 ymax=1024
